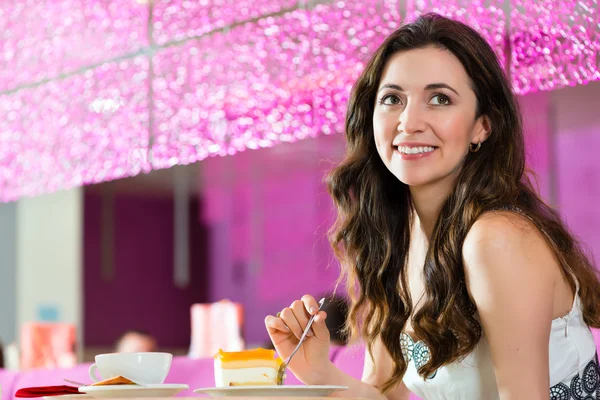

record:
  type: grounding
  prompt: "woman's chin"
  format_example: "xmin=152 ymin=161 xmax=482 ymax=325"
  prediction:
xmin=394 ymin=172 xmax=433 ymax=187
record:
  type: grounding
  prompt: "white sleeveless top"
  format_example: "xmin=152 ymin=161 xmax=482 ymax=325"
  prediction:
xmin=401 ymin=286 xmax=599 ymax=399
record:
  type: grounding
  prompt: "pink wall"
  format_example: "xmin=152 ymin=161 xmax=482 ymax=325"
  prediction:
xmin=520 ymin=91 xmax=552 ymax=201
xmin=199 ymin=135 xmax=343 ymax=345
xmin=83 ymin=192 xmax=209 ymax=348
xmin=553 ymin=82 xmax=600 ymax=264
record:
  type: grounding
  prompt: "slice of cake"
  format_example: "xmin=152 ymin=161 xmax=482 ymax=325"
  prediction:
xmin=214 ymin=348 xmax=282 ymax=387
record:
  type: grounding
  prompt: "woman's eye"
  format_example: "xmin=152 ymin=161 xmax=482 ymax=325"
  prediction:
xmin=431 ymin=93 xmax=451 ymax=105
xmin=380 ymin=94 xmax=402 ymax=106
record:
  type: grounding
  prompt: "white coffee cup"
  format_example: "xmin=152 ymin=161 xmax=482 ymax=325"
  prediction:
xmin=88 ymin=352 xmax=173 ymax=385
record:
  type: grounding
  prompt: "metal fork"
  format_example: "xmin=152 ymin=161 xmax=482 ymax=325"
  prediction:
xmin=64 ymin=379 xmax=87 ymax=387
xmin=276 ymin=297 xmax=326 ymax=385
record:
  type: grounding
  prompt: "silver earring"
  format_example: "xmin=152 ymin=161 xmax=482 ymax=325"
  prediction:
xmin=469 ymin=142 xmax=482 ymax=153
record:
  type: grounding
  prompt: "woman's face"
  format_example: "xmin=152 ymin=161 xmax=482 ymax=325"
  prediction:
xmin=373 ymin=46 xmax=490 ymax=188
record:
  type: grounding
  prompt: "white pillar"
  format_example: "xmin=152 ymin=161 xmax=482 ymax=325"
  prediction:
xmin=15 ymin=188 xmax=83 ymax=357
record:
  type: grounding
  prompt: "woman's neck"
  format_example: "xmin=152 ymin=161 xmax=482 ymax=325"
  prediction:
xmin=409 ymin=179 xmax=455 ymax=239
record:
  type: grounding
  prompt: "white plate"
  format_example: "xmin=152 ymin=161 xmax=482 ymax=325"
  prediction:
xmin=79 ymin=384 xmax=189 ymax=398
xmin=43 ymin=396 xmax=93 ymax=400
xmin=194 ymin=385 xmax=348 ymax=397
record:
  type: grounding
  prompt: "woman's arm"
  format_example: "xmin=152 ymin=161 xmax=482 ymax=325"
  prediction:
xmin=463 ymin=211 xmax=559 ymax=400
xmin=327 ymin=335 xmax=411 ymax=400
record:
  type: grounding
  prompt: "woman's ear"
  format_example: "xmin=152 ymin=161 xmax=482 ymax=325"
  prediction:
xmin=474 ymin=115 xmax=492 ymax=144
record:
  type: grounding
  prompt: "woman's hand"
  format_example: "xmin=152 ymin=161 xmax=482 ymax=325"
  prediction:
xmin=265 ymin=294 xmax=334 ymax=385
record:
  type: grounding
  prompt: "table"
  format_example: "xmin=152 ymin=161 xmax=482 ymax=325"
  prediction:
xmin=101 ymin=398 xmax=368 ymax=400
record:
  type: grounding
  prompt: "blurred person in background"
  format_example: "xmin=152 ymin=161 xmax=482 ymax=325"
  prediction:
xmin=320 ymin=294 xmax=349 ymax=346
xmin=115 ymin=329 xmax=157 ymax=353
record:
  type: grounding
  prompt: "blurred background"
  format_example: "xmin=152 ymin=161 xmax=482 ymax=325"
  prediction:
xmin=0 ymin=0 xmax=598 ymax=376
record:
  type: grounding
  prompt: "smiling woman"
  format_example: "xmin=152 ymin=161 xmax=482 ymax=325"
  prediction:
xmin=326 ymin=12 xmax=600 ymax=399
xmin=265 ymin=12 xmax=600 ymax=400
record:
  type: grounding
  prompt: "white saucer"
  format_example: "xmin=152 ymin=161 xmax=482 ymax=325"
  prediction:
xmin=194 ymin=385 xmax=348 ymax=397
xmin=79 ymin=384 xmax=189 ymax=398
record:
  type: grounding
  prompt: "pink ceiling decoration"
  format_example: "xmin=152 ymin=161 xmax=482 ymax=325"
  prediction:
xmin=405 ymin=0 xmax=507 ymax=68
xmin=310 ymin=0 xmax=401 ymax=137
xmin=509 ymin=0 xmax=600 ymax=94
xmin=151 ymin=10 xmax=316 ymax=168
xmin=151 ymin=0 xmax=400 ymax=168
xmin=0 ymin=0 xmax=598 ymax=201
xmin=0 ymin=57 xmax=150 ymax=202
xmin=0 ymin=0 xmax=148 ymax=93
xmin=152 ymin=0 xmax=297 ymax=45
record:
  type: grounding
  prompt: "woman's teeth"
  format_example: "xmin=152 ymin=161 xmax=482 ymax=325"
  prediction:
xmin=397 ymin=146 xmax=436 ymax=155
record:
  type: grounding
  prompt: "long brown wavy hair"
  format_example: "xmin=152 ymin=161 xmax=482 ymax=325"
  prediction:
xmin=326 ymin=13 xmax=600 ymax=393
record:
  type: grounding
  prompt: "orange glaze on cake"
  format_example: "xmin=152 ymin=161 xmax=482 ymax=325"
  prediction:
xmin=215 ymin=348 xmax=279 ymax=362
xmin=214 ymin=348 xmax=282 ymax=369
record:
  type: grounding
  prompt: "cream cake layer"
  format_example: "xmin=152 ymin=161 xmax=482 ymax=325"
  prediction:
xmin=214 ymin=366 xmax=278 ymax=387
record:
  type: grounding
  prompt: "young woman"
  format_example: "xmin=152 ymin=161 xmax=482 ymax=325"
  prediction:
xmin=265 ymin=13 xmax=600 ymax=400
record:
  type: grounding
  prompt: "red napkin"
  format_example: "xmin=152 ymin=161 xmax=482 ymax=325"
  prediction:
xmin=15 ymin=385 xmax=82 ymax=398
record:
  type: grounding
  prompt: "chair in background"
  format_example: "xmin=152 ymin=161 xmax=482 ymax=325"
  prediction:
xmin=188 ymin=300 xmax=244 ymax=359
